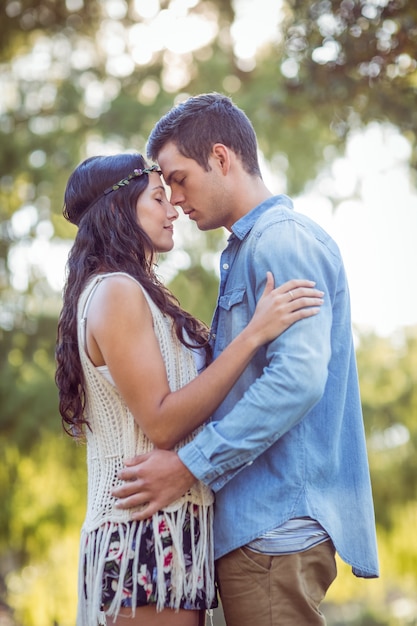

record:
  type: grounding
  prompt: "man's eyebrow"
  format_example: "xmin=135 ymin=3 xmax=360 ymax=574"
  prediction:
xmin=163 ymin=170 xmax=178 ymax=186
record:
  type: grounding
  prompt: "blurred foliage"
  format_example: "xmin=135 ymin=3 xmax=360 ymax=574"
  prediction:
xmin=1 ymin=433 xmax=86 ymax=626
xmin=0 ymin=316 xmax=59 ymax=451
xmin=1 ymin=0 xmax=417 ymax=623
xmin=169 ymin=264 xmax=222 ymax=327
xmin=358 ymin=330 xmax=417 ymax=528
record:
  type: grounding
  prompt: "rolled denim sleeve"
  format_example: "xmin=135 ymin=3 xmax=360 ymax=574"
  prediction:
xmin=179 ymin=210 xmax=344 ymax=491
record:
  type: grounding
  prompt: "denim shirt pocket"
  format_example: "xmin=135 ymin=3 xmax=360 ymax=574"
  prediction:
xmin=215 ymin=287 xmax=250 ymax=353
xmin=218 ymin=287 xmax=246 ymax=311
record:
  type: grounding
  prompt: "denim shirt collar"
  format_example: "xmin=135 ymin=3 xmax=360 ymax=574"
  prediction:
xmin=230 ymin=194 xmax=294 ymax=241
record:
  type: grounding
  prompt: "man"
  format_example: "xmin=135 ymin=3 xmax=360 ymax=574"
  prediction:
xmin=113 ymin=93 xmax=379 ymax=625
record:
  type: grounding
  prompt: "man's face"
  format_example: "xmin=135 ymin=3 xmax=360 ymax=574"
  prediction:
xmin=157 ymin=141 xmax=233 ymax=231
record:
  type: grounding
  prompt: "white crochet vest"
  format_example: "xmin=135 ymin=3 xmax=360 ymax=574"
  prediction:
xmin=76 ymin=272 xmax=214 ymax=625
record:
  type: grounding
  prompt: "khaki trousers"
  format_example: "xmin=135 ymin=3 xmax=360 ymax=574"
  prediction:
xmin=216 ymin=540 xmax=337 ymax=626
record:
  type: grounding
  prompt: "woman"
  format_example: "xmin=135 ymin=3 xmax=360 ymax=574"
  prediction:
xmin=55 ymin=153 xmax=323 ymax=626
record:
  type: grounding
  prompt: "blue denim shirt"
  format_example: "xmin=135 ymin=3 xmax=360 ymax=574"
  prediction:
xmin=178 ymin=195 xmax=379 ymax=578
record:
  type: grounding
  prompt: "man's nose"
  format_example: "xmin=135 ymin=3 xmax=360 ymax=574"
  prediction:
xmin=169 ymin=188 xmax=184 ymax=207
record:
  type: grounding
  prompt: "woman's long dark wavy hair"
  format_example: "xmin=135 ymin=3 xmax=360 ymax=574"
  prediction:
xmin=55 ymin=153 xmax=212 ymax=438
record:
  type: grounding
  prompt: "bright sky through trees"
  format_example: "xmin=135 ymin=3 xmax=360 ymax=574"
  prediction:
xmin=295 ymin=125 xmax=417 ymax=337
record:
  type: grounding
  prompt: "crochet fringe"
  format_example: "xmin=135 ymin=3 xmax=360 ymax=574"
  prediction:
xmin=76 ymin=504 xmax=215 ymax=625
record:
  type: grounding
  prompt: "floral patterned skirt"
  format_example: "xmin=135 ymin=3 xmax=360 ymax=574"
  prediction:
xmin=84 ymin=507 xmax=218 ymax=612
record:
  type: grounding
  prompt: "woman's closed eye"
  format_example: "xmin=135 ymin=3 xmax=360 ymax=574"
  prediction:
xmin=154 ymin=193 xmax=168 ymax=204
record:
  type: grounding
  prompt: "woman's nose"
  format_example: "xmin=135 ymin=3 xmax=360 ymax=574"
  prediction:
xmin=168 ymin=204 xmax=179 ymax=221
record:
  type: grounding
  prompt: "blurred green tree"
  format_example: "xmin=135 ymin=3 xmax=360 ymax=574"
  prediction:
xmin=357 ymin=329 xmax=417 ymax=528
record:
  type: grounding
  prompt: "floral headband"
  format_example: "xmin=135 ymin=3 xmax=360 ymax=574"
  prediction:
xmin=102 ymin=164 xmax=162 ymax=195
xmin=80 ymin=164 xmax=162 ymax=216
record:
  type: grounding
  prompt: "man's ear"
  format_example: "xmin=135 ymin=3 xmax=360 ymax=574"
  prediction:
xmin=211 ymin=143 xmax=231 ymax=174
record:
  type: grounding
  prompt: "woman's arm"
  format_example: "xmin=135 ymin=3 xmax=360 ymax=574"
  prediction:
xmin=86 ymin=273 xmax=323 ymax=449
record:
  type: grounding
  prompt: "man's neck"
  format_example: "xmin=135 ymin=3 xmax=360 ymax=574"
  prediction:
xmin=231 ymin=178 xmax=274 ymax=224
